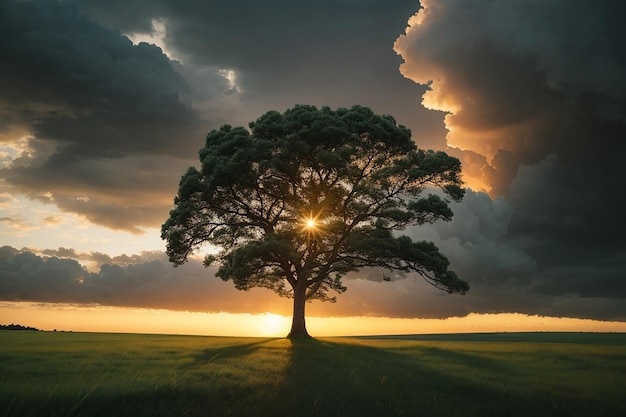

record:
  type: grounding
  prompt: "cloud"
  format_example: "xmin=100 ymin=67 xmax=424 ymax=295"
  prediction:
xmin=0 ymin=246 xmax=284 ymax=313
xmin=0 ymin=215 xmax=39 ymax=235
xmin=1 ymin=1 xmax=203 ymax=158
xmin=3 ymin=154 xmax=193 ymax=233
xmin=2 ymin=243 xmax=624 ymax=321
xmin=394 ymin=0 xmax=626 ymax=319
xmin=63 ymin=0 xmax=447 ymax=149
xmin=0 ymin=0 xmax=213 ymax=232
xmin=395 ymin=0 xmax=626 ymax=193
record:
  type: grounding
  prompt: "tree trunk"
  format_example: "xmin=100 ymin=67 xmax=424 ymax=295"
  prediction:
xmin=287 ymin=281 xmax=311 ymax=338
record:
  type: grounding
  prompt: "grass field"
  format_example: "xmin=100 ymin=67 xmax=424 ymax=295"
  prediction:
xmin=1 ymin=331 xmax=625 ymax=417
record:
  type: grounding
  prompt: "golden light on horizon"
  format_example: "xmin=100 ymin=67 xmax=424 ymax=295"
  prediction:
xmin=260 ymin=313 xmax=290 ymax=337
xmin=2 ymin=302 xmax=626 ymax=337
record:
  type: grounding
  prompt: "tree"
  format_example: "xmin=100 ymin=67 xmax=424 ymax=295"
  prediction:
xmin=162 ymin=105 xmax=469 ymax=338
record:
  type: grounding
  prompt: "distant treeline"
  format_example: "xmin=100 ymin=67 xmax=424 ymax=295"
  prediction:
xmin=0 ymin=324 xmax=41 ymax=331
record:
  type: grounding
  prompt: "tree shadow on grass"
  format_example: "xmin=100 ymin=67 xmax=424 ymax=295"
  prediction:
xmin=4 ymin=337 xmax=624 ymax=417
xmin=275 ymin=338 xmax=493 ymax=417
xmin=271 ymin=338 xmax=623 ymax=417
xmin=188 ymin=338 xmax=276 ymax=365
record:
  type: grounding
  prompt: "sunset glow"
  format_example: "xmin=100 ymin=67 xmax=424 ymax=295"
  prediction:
xmin=2 ymin=302 xmax=625 ymax=337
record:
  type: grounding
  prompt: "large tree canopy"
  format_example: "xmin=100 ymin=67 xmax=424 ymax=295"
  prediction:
xmin=162 ymin=105 xmax=468 ymax=337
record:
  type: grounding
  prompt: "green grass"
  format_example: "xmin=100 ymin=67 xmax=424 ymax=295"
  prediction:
xmin=1 ymin=331 xmax=625 ymax=416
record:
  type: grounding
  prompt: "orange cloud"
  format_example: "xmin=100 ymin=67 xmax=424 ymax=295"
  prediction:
xmin=395 ymin=0 xmax=626 ymax=197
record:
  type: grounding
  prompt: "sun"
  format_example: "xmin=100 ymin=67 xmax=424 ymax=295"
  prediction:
xmin=301 ymin=213 xmax=319 ymax=232
xmin=305 ymin=218 xmax=317 ymax=229
xmin=259 ymin=313 xmax=287 ymax=337
xmin=301 ymin=212 xmax=324 ymax=239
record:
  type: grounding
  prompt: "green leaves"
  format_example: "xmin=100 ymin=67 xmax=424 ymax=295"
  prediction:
xmin=201 ymin=125 xmax=261 ymax=192
xmin=344 ymin=226 xmax=468 ymax=294
xmin=162 ymin=104 xmax=469 ymax=302
xmin=408 ymin=194 xmax=455 ymax=224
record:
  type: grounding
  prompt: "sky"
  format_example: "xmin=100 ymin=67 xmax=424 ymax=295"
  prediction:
xmin=1 ymin=0 xmax=625 ymax=336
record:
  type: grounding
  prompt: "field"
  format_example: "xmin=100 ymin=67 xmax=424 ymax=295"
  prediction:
xmin=1 ymin=331 xmax=625 ymax=416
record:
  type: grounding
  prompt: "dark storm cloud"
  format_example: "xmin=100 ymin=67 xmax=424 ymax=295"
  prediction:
xmin=63 ymin=0 xmax=447 ymax=148
xmin=415 ymin=190 xmax=626 ymax=321
xmin=0 ymin=0 xmax=204 ymax=157
xmin=0 ymin=0 xmax=219 ymax=232
xmin=160 ymin=1 xmax=414 ymax=96
xmin=395 ymin=0 xmax=626 ymax=191
xmin=0 ymin=246 xmax=286 ymax=313
xmin=4 ymin=153 xmax=193 ymax=232
xmin=395 ymin=0 xmax=626 ymax=320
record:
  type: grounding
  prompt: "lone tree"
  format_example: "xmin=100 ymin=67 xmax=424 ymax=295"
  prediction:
xmin=162 ymin=105 xmax=468 ymax=338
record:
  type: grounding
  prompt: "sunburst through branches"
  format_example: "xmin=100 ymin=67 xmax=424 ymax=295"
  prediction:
xmin=301 ymin=212 xmax=323 ymax=240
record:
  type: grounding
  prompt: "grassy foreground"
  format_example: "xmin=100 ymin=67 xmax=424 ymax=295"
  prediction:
xmin=1 ymin=331 xmax=625 ymax=417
